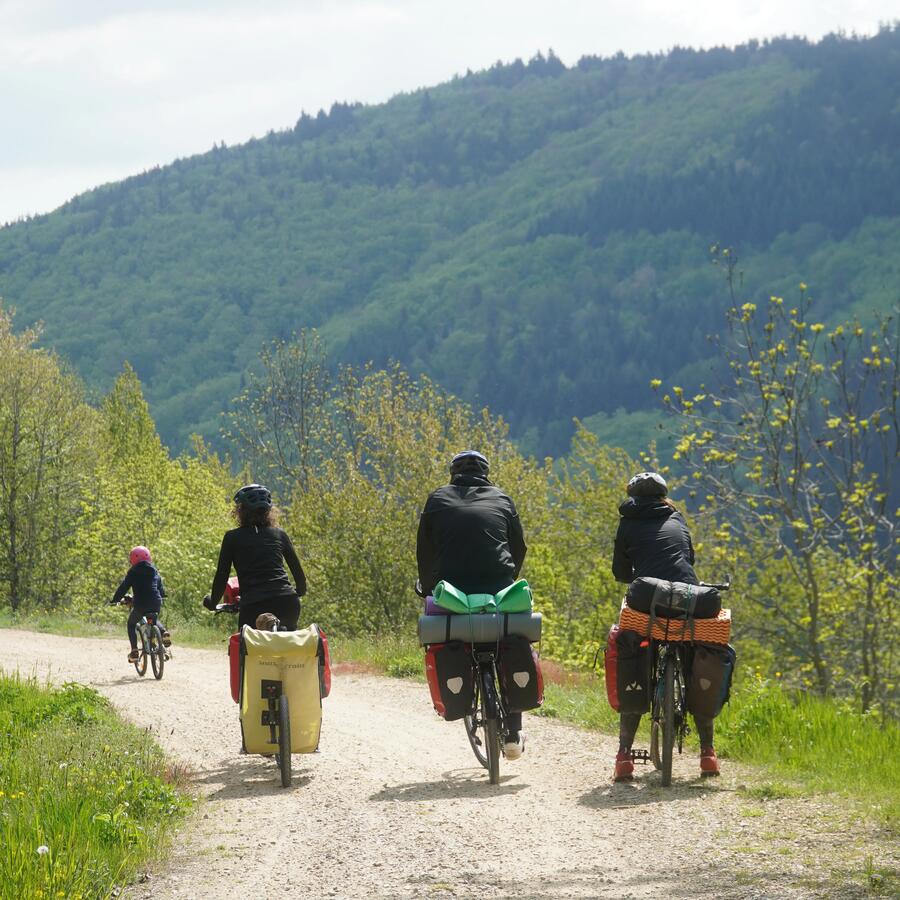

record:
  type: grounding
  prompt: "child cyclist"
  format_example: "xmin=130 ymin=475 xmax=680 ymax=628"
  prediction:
xmin=110 ymin=546 xmax=171 ymax=663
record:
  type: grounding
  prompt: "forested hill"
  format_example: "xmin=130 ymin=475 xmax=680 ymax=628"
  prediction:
xmin=2 ymin=28 xmax=899 ymax=455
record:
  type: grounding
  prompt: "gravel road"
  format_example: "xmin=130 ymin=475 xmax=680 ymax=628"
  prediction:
xmin=1 ymin=630 xmax=891 ymax=899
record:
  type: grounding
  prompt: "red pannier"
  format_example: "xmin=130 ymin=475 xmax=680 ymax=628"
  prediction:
xmin=498 ymin=635 xmax=544 ymax=712
xmin=318 ymin=627 xmax=332 ymax=699
xmin=223 ymin=576 xmax=241 ymax=606
xmin=424 ymin=642 xmax=474 ymax=721
xmin=228 ymin=632 xmax=241 ymax=704
xmin=604 ymin=625 xmax=621 ymax=711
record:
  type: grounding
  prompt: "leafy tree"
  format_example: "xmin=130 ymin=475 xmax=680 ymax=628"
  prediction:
xmin=0 ymin=306 xmax=95 ymax=611
xmin=658 ymin=250 xmax=898 ymax=713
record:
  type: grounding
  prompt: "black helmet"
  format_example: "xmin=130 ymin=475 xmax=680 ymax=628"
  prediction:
xmin=233 ymin=483 xmax=272 ymax=509
xmin=450 ymin=450 xmax=489 ymax=477
xmin=626 ymin=471 xmax=668 ymax=497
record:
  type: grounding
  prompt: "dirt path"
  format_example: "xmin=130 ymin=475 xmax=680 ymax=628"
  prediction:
xmin=1 ymin=630 xmax=889 ymax=899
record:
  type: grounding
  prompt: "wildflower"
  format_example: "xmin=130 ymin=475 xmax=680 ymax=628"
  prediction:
xmin=37 ymin=845 xmax=50 ymax=856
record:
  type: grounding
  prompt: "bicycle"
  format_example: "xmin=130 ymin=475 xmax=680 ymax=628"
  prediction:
xmin=647 ymin=578 xmax=731 ymax=787
xmin=112 ymin=596 xmax=170 ymax=681
xmin=214 ymin=600 xmax=294 ymax=788
xmin=463 ymin=644 xmax=511 ymax=786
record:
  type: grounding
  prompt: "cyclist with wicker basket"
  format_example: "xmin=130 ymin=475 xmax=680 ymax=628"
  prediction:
xmin=611 ymin=472 xmax=719 ymax=782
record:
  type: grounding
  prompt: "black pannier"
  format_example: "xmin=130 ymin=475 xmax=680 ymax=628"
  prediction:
xmin=687 ymin=644 xmax=737 ymax=719
xmin=627 ymin=577 xmax=721 ymax=619
xmin=424 ymin=642 xmax=474 ymax=721
xmin=616 ymin=629 xmax=652 ymax=714
xmin=498 ymin=636 xmax=544 ymax=712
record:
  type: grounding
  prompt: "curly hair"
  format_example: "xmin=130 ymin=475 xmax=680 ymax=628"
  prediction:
xmin=233 ymin=503 xmax=280 ymax=528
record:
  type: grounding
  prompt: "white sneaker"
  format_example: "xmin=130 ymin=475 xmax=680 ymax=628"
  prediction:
xmin=503 ymin=733 xmax=526 ymax=760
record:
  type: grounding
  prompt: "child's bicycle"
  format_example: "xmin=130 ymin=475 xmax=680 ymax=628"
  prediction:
xmin=112 ymin=597 xmax=171 ymax=680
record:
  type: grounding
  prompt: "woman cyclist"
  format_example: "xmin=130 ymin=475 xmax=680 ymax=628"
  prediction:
xmin=611 ymin=471 xmax=719 ymax=781
xmin=203 ymin=484 xmax=307 ymax=630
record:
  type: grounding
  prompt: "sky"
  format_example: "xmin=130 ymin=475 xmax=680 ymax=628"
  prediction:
xmin=1 ymin=0 xmax=897 ymax=224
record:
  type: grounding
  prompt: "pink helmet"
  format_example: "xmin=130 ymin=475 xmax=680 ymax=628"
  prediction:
xmin=129 ymin=546 xmax=151 ymax=565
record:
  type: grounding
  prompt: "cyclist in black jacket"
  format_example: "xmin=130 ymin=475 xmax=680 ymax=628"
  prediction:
xmin=204 ymin=484 xmax=307 ymax=631
xmin=611 ymin=471 xmax=719 ymax=781
xmin=417 ymin=450 xmax=528 ymax=758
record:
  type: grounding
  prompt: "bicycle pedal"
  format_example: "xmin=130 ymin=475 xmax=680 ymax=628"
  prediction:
xmin=630 ymin=749 xmax=651 ymax=765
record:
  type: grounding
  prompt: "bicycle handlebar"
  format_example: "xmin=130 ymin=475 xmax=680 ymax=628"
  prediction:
xmin=699 ymin=575 xmax=732 ymax=591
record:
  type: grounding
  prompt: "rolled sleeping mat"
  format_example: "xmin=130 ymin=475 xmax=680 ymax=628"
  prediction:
xmin=417 ymin=612 xmax=542 ymax=646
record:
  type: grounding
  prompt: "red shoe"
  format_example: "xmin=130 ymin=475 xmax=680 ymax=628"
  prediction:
xmin=614 ymin=750 xmax=634 ymax=782
xmin=700 ymin=746 xmax=720 ymax=777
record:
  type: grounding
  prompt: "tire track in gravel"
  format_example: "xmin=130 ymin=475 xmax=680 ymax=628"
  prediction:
xmin=1 ymin=629 xmax=889 ymax=899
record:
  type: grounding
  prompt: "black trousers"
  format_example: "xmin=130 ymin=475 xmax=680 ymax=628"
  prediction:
xmin=127 ymin=606 xmax=164 ymax=650
xmin=238 ymin=594 xmax=301 ymax=631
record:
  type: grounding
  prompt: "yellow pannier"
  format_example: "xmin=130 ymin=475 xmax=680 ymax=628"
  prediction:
xmin=240 ymin=624 xmax=322 ymax=754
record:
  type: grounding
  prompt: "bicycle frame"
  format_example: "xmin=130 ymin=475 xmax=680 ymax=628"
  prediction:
xmin=474 ymin=649 xmax=504 ymax=723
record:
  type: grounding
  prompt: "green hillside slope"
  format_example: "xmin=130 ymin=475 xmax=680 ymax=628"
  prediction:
xmin=1 ymin=29 xmax=899 ymax=454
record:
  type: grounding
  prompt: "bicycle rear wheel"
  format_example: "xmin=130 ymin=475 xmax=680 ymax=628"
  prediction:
xmin=278 ymin=695 xmax=292 ymax=788
xmin=135 ymin=631 xmax=148 ymax=677
xmin=484 ymin=716 xmax=500 ymax=785
xmin=464 ymin=683 xmax=489 ymax=769
xmin=661 ymin=655 xmax=675 ymax=787
xmin=149 ymin=625 xmax=165 ymax=680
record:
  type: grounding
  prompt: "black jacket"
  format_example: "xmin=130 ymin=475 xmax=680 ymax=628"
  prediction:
xmin=113 ymin=560 xmax=166 ymax=610
xmin=416 ymin=474 xmax=527 ymax=596
xmin=210 ymin=526 xmax=307 ymax=608
xmin=612 ymin=498 xmax=698 ymax=585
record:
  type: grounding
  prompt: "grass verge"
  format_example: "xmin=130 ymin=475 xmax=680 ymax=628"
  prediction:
xmin=0 ymin=671 xmax=191 ymax=898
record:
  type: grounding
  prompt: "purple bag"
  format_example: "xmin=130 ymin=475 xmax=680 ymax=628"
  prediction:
xmin=424 ymin=596 xmax=449 ymax=616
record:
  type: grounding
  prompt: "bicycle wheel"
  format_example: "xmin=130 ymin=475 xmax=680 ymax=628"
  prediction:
xmin=650 ymin=721 xmax=662 ymax=770
xmin=464 ymin=683 xmax=489 ymax=769
xmin=484 ymin=716 xmax=500 ymax=785
xmin=134 ymin=630 xmax=148 ymax=677
xmin=149 ymin=625 xmax=165 ymax=680
xmin=661 ymin=655 xmax=675 ymax=787
xmin=278 ymin=695 xmax=292 ymax=788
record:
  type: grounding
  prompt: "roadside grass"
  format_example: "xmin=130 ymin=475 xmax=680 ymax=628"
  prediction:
xmin=0 ymin=671 xmax=191 ymax=898
xmin=0 ymin=608 xmax=231 ymax=650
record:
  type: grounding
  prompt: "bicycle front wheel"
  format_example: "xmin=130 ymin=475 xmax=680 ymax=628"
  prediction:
xmin=135 ymin=632 xmax=148 ymax=677
xmin=278 ymin=695 xmax=292 ymax=788
xmin=149 ymin=626 xmax=165 ymax=680
xmin=661 ymin=655 xmax=675 ymax=787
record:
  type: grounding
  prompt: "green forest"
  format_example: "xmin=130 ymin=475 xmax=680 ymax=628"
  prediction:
xmin=1 ymin=29 xmax=899 ymax=456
